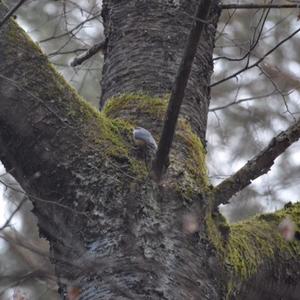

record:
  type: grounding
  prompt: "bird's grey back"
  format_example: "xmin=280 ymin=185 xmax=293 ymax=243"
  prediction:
xmin=133 ymin=127 xmax=158 ymax=151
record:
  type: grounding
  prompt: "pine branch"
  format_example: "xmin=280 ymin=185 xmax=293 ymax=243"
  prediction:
xmin=151 ymin=0 xmax=212 ymax=181
xmin=214 ymin=119 xmax=300 ymax=206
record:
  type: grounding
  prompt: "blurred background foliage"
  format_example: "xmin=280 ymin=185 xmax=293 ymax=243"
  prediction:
xmin=1 ymin=0 xmax=300 ymax=298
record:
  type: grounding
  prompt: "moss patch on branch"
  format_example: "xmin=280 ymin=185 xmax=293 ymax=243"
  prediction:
xmin=175 ymin=119 xmax=209 ymax=191
xmin=67 ymin=98 xmax=151 ymax=177
xmin=103 ymin=93 xmax=169 ymax=122
xmin=207 ymin=203 xmax=300 ymax=297
xmin=4 ymin=14 xmax=209 ymax=185
xmin=3 ymin=21 xmax=148 ymax=179
xmin=104 ymin=93 xmax=209 ymax=192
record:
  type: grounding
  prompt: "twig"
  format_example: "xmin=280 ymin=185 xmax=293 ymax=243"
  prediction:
xmin=70 ymin=40 xmax=106 ymax=66
xmin=0 ymin=177 xmax=88 ymax=216
xmin=0 ymin=197 xmax=27 ymax=231
xmin=221 ymin=3 xmax=300 ymax=9
xmin=213 ymin=118 xmax=300 ymax=206
xmin=210 ymin=25 xmax=300 ymax=88
xmin=215 ymin=5 xmax=271 ymax=62
xmin=39 ymin=14 xmax=101 ymax=43
xmin=209 ymin=90 xmax=289 ymax=112
xmin=0 ymin=0 xmax=27 ymax=28
xmin=151 ymin=0 xmax=212 ymax=181
xmin=48 ymin=48 xmax=87 ymax=57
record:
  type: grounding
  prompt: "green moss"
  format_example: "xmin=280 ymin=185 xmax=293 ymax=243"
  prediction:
xmin=6 ymin=19 xmax=45 ymax=56
xmin=103 ymin=92 xmax=168 ymax=121
xmin=4 ymin=21 xmax=148 ymax=175
xmin=4 ymin=20 xmax=209 ymax=185
xmin=206 ymin=212 xmax=228 ymax=252
xmin=207 ymin=203 xmax=300 ymax=297
xmin=104 ymin=94 xmax=210 ymax=192
xmin=69 ymin=101 xmax=150 ymax=177
xmin=68 ymin=99 xmax=130 ymax=154
xmin=176 ymin=119 xmax=209 ymax=190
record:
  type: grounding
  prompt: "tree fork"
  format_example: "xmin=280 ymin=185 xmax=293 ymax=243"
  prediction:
xmin=1 ymin=1 xmax=300 ymax=299
xmin=0 ymin=6 xmax=224 ymax=298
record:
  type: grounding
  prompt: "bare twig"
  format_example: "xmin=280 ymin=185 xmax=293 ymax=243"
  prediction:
xmin=70 ymin=40 xmax=106 ymax=66
xmin=215 ymin=6 xmax=271 ymax=62
xmin=209 ymin=90 xmax=290 ymax=112
xmin=215 ymin=8 xmax=237 ymax=41
xmin=210 ymin=25 xmax=300 ymax=87
xmin=151 ymin=0 xmax=212 ymax=181
xmin=48 ymin=48 xmax=87 ymax=57
xmin=214 ymin=11 xmax=293 ymax=61
xmin=258 ymin=65 xmax=296 ymax=120
xmin=213 ymin=118 xmax=300 ymax=206
xmin=221 ymin=3 xmax=300 ymax=9
xmin=0 ymin=197 xmax=27 ymax=231
xmin=0 ymin=0 xmax=27 ymax=28
xmin=39 ymin=14 xmax=101 ymax=43
xmin=0 ymin=269 xmax=55 ymax=286
xmin=0 ymin=177 xmax=88 ymax=216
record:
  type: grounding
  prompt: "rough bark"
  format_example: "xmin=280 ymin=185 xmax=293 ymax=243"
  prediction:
xmin=0 ymin=5 xmax=223 ymax=298
xmin=207 ymin=204 xmax=300 ymax=300
xmin=152 ymin=0 xmax=212 ymax=180
xmin=100 ymin=0 xmax=220 ymax=141
xmin=1 ymin=2 xmax=300 ymax=300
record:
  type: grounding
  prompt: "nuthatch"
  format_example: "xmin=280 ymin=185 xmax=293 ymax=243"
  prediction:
xmin=133 ymin=127 xmax=157 ymax=152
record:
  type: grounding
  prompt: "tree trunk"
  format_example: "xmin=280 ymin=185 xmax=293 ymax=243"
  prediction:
xmin=1 ymin=1 xmax=300 ymax=299
xmin=100 ymin=0 xmax=220 ymax=142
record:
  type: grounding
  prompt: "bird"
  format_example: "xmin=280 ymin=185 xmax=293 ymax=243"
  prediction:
xmin=133 ymin=127 xmax=157 ymax=169
xmin=133 ymin=127 xmax=158 ymax=152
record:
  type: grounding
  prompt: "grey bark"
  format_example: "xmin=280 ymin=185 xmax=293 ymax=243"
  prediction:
xmin=1 ymin=1 xmax=300 ymax=300
xmin=100 ymin=0 xmax=220 ymax=141
xmin=0 ymin=2 xmax=224 ymax=298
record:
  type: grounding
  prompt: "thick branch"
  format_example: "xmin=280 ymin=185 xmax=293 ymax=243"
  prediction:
xmin=220 ymin=203 xmax=300 ymax=298
xmin=214 ymin=119 xmax=300 ymax=206
xmin=151 ymin=0 xmax=211 ymax=180
xmin=70 ymin=40 xmax=106 ymax=67
xmin=0 ymin=14 xmax=119 ymax=238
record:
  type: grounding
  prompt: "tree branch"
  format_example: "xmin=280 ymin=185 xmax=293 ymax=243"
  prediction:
xmin=209 ymin=89 xmax=290 ymax=112
xmin=0 ymin=16 xmax=117 ymax=231
xmin=213 ymin=119 xmax=300 ymax=206
xmin=151 ymin=0 xmax=211 ymax=181
xmin=0 ymin=196 xmax=27 ymax=231
xmin=214 ymin=6 xmax=271 ymax=62
xmin=70 ymin=40 xmax=106 ymax=67
xmin=39 ymin=14 xmax=101 ymax=44
xmin=221 ymin=3 xmax=300 ymax=9
xmin=210 ymin=25 xmax=300 ymax=88
xmin=0 ymin=0 xmax=27 ymax=28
